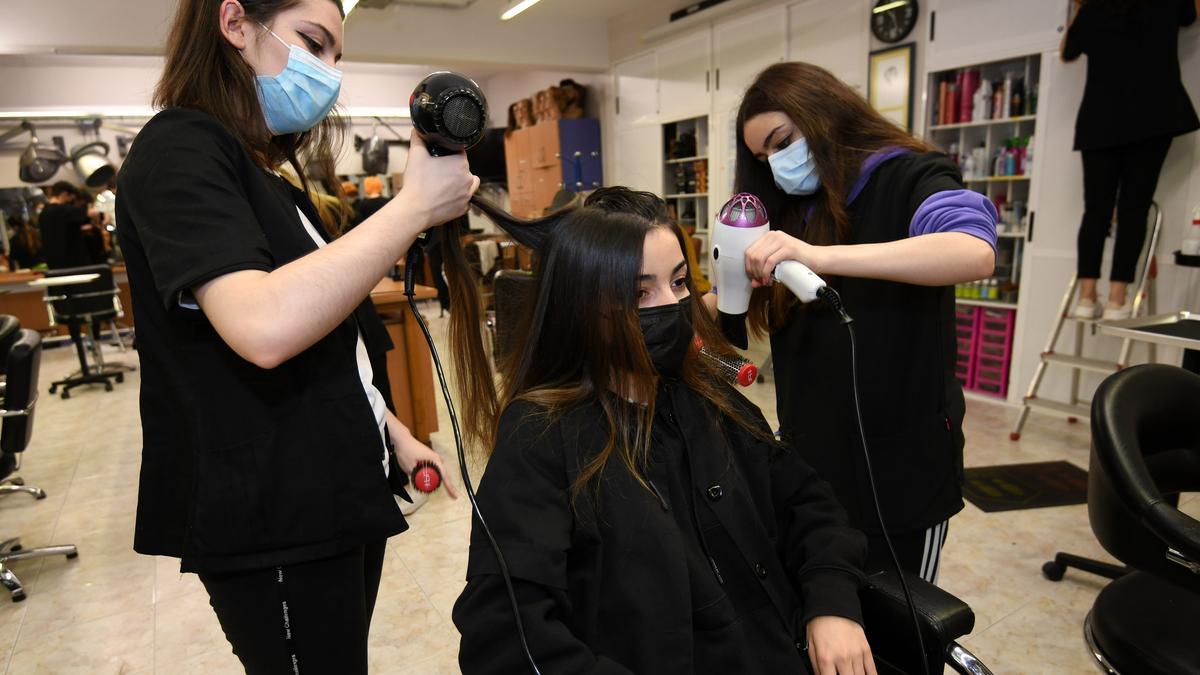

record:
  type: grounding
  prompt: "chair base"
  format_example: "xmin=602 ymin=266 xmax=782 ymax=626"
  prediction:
xmin=0 ymin=474 xmax=45 ymax=500
xmin=0 ymin=537 xmax=79 ymax=602
xmin=49 ymin=371 xmax=122 ymax=399
xmin=1042 ymin=552 xmax=1128 ymax=582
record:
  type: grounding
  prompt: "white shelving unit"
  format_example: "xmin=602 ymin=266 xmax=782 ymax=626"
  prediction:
xmin=928 ymin=53 xmax=1042 ymax=401
xmin=663 ymin=116 xmax=711 ymax=279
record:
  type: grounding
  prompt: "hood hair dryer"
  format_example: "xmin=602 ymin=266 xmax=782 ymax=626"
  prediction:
xmin=410 ymin=71 xmax=488 ymax=157
xmin=710 ymin=193 xmax=827 ymax=348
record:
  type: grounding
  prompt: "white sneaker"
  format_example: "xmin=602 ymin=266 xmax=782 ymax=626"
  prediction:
xmin=1071 ymin=299 xmax=1102 ymax=320
xmin=1102 ymin=302 xmax=1131 ymax=321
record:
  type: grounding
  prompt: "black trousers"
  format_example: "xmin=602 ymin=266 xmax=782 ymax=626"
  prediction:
xmin=1078 ymin=136 xmax=1173 ymax=282
xmin=864 ymin=520 xmax=949 ymax=585
xmin=199 ymin=540 xmax=386 ymax=675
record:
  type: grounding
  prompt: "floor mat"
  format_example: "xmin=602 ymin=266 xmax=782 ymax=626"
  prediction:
xmin=963 ymin=461 xmax=1089 ymax=512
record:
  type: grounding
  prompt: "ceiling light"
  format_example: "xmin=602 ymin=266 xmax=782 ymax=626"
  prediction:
xmin=872 ymin=1 xmax=908 ymax=14
xmin=501 ymin=0 xmax=544 ymax=21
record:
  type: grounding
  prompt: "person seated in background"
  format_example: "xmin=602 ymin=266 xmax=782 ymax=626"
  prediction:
xmin=39 ymin=181 xmax=93 ymax=269
xmin=6 ymin=215 xmax=41 ymax=270
xmin=354 ymin=175 xmax=390 ymax=227
xmin=451 ymin=191 xmax=876 ymax=675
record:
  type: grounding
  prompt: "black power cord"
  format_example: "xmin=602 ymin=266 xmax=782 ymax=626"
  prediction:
xmin=404 ymin=244 xmax=543 ymax=675
xmin=816 ymin=286 xmax=932 ymax=675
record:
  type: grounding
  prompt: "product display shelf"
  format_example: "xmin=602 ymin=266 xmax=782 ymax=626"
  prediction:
xmin=956 ymin=298 xmax=1019 ymax=310
xmin=928 ymin=114 xmax=1037 ymax=132
xmin=663 ymin=116 xmax=712 ymax=278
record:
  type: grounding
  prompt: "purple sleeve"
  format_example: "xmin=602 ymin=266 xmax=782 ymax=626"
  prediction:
xmin=908 ymin=189 xmax=998 ymax=256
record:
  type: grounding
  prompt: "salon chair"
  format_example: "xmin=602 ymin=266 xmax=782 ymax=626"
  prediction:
xmin=42 ymin=264 xmax=133 ymax=399
xmin=0 ymin=329 xmax=79 ymax=601
xmin=0 ymin=315 xmax=20 ymax=377
xmin=1050 ymin=364 xmax=1200 ymax=674
xmin=490 ymin=269 xmax=536 ymax=363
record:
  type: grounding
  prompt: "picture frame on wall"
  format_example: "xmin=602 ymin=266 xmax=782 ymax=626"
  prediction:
xmin=868 ymin=43 xmax=915 ymax=132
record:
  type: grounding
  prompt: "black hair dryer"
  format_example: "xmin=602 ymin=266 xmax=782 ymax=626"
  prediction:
xmin=409 ymin=71 xmax=489 ymax=157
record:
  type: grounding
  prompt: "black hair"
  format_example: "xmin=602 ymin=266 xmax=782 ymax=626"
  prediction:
xmin=584 ymin=186 xmax=670 ymax=223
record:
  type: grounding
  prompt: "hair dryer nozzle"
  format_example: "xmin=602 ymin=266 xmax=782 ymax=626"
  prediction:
xmin=410 ymin=71 xmax=489 ymax=157
xmin=717 ymin=193 xmax=769 ymax=229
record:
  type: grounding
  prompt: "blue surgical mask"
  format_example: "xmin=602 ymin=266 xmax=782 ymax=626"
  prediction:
xmin=254 ymin=24 xmax=342 ymax=136
xmin=768 ymin=137 xmax=821 ymax=196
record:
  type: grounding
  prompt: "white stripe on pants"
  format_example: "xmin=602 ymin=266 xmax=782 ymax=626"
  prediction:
xmin=918 ymin=519 xmax=949 ymax=584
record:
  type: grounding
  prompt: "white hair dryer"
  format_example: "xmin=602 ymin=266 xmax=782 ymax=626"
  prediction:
xmin=710 ymin=193 xmax=827 ymax=348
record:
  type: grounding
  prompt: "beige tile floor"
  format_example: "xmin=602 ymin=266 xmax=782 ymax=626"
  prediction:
xmin=0 ymin=309 xmax=1194 ymax=674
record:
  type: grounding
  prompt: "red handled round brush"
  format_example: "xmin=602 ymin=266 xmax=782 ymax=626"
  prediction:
xmin=412 ymin=460 xmax=442 ymax=493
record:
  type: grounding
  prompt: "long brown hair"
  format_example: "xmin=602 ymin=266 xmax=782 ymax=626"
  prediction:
xmin=154 ymin=0 xmax=346 ymax=199
xmin=445 ymin=198 xmax=773 ymax=499
xmin=735 ymin=61 xmax=929 ymax=333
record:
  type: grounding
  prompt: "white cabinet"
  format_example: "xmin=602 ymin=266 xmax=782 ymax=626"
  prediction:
xmin=787 ymin=0 xmax=870 ymax=95
xmin=612 ymin=52 xmax=659 ymax=130
xmin=926 ymin=0 xmax=1071 ymax=72
xmin=657 ymin=31 xmax=712 ymax=123
xmin=612 ymin=125 xmax=664 ymax=196
xmin=713 ymin=6 xmax=787 ymax=113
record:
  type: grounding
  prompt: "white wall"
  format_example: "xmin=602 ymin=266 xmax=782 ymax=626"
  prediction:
xmin=0 ymin=55 xmax=602 ymax=186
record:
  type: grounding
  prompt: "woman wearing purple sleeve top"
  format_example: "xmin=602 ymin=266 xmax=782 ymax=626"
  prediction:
xmin=728 ymin=62 xmax=997 ymax=583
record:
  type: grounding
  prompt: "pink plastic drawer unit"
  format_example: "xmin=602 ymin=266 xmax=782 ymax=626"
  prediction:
xmin=970 ymin=308 xmax=1015 ymax=399
xmin=954 ymin=305 xmax=982 ymax=389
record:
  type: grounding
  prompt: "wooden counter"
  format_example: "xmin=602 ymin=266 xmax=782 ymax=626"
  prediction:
xmin=0 ymin=265 xmax=133 ymax=333
xmin=370 ymin=279 xmax=440 ymax=444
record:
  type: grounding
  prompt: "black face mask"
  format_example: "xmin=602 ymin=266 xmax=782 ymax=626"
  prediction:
xmin=638 ymin=296 xmax=694 ymax=377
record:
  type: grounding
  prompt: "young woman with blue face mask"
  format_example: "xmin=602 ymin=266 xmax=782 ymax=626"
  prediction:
xmin=115 ymin=1 xmax=473 ymax=671
xmin=733 ymin=62 xmax=998 ymax=584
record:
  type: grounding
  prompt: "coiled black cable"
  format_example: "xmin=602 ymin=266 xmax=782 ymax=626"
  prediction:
xmin=404 ymin=243 xmax=543 ymax=675
xmin=816 ymin=285 xmax=931 ymax=675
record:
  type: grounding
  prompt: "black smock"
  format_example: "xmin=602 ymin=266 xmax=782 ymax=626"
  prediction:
xmin=116 ymin=107 xmax=411 ymax=573
xmin=453 ymin=381 xmax=867 ymax=675
xmin=1063 ymin=0 xmax=1198 ymax=150
xmin=772 ymin=152 xmax=967 ymax=537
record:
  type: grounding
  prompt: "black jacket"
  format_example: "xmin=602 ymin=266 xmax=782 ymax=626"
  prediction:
xmin=772 ymin=152 xmax=967 ymax=537
xmin=1064 ymin=0 xmax=1198 ymax=150
xmin=117 ymin=108 xmax=410 ymax=573
xmin=453 ymin=381 xmax=867 ymax=675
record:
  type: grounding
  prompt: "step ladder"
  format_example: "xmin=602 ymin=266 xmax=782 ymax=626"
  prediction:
xmin=1009 ymin=203 xmax=1162 ymax=441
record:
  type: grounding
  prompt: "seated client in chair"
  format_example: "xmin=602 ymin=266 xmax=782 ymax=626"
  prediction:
xmin=451 ymin=200 xmax=875 ymax=675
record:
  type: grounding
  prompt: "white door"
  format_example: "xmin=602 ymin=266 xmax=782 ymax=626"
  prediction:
xmin=713 ymin=6 xmax=787 ymax=114
xmin=926 ymin=0 xmax=1072 ymax=72
xmin=1009 ymin=53 xmax=1087 ymax=405
xmin=612 ymin=52 xmax=660 ymax=131
xmin=787 ymin=0 xmax=870 ymax=96
xmin=657 ymin=30 xmax=712 ymax=123
xmin=708 ymin=110 xmax=740 ymax=221
xmin=612 ymin=125 xmax=664 ymax=196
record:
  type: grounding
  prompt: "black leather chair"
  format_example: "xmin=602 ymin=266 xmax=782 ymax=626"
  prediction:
xmin=42 ymin=264 xmax=133 ymax=398
xmin=0 ymin=329 xmax=79 ymax=601
xmin=1067 ymin=365 xmax=1200 ymax=674
xmin=490 ymin=269 xmax=536 ymax=363
xmin=0 ymin=315 xmax=20 ymax=378
xmin=861 ymin=570 xmax=992 ymax=675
